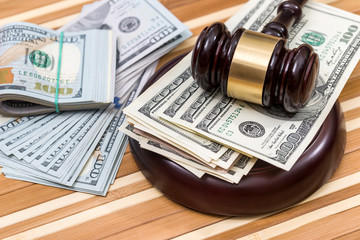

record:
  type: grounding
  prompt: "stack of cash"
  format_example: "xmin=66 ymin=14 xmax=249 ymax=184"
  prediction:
xmin=0 ymin=23 xmax=115 ymax=116
xmin=0 ymin=0 xmax=191 ymax=195
xmin=121 ymin=0 xmax=360 ymax=182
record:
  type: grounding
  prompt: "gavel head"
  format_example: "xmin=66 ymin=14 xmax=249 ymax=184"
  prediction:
xmin=191 ymin=22 xmax=319 ymax=113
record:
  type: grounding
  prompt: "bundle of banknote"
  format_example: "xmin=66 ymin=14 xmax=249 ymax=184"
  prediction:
xmin=0 ymin=22 xmax=115 ymax=116
xmin=121 ymin=0 xmax=360 ymax=183
xmin=0 ymin=0 xmax=191 ymax=195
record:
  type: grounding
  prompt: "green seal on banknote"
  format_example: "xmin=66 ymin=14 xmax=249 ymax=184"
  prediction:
xmin=301 ymin=31 xmax=325 ymax=46
xmin=29 ymin=50 xmax=52 ymax=68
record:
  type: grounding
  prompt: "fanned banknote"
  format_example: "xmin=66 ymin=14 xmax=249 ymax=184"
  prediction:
xmin=60 ymin=0 xmax=192 ymax=99
xmin=0 ymin=62 xmax=156 ymax=195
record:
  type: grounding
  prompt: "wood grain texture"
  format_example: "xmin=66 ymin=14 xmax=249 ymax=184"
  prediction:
xmin=0 ymin=0 xmax=360 ymax=239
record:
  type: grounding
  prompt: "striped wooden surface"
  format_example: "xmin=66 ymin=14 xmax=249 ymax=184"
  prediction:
xmin=1 ymin=0 xmax=360 ymax=239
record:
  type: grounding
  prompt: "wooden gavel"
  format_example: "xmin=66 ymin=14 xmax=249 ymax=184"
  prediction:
xmin=191 ymin=0 xmax=319 ymax=113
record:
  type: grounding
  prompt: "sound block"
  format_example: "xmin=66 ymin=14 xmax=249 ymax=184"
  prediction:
xmin=129 ymin=53 xmax=346 ymax=216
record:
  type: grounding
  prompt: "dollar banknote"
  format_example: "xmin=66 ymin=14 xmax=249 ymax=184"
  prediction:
xmin=0 ymin=22 xmax=115 ymax=116
xmin=120 ymin=121 xmax=255 ymax=183
xmin=60 ymin=0 xmax=192 ymax=98
xmin=152 ymin=0 xmax=360 ymax=170
xmin=140 ymin=139 xmax=244 ymax=183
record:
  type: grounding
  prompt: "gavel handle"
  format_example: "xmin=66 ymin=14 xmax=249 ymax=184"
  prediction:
xmin=261 ymin=0 xmax=308 ymax=38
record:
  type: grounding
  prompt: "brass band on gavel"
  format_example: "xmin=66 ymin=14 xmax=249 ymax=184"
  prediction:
xmin=227 ymin=30 xmax=281 ymax=105
xmin=191 ymin=0 xmax=319 ymax=113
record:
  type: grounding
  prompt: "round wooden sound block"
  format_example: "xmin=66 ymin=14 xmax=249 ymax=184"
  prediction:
xmin=129 ymin=54 xmax=346 ymax=216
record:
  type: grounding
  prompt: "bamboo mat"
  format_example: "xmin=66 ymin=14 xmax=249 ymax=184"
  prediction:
xmin=1 ymin=0 xmax=360 ymax=239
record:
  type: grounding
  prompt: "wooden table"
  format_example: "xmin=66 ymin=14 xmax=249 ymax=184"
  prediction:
xmin=1 ymin=0 xmax=360 ymax=239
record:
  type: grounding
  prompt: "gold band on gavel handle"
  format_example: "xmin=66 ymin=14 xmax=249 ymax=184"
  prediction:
xmin=227 ymin=30 xmax=281 ymax=105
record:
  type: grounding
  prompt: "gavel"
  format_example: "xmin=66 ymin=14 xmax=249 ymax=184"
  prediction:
xmin=191 ymin=0 xmax=319 ymax=113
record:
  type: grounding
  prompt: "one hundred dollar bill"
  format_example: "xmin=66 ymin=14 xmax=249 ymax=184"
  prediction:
xmin=123 ymin=54 xmax=247 ymax=165
xmin=156 ymin=81 xmax=255 ymax=170
xmin=61 ymin=0 xmax=191 ymax=74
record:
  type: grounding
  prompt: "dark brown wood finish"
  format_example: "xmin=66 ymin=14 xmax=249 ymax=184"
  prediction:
xmin=263 ymin=38 xmax=319 ymax=112
xmin=191 ymin=0 xmax=319 ymax=113
xmin=192 ymin=23 xmax=245 ymax=95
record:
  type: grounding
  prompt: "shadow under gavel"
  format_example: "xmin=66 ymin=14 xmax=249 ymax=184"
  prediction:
xmin=191 ymin=0 xmax=319 ymax=113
